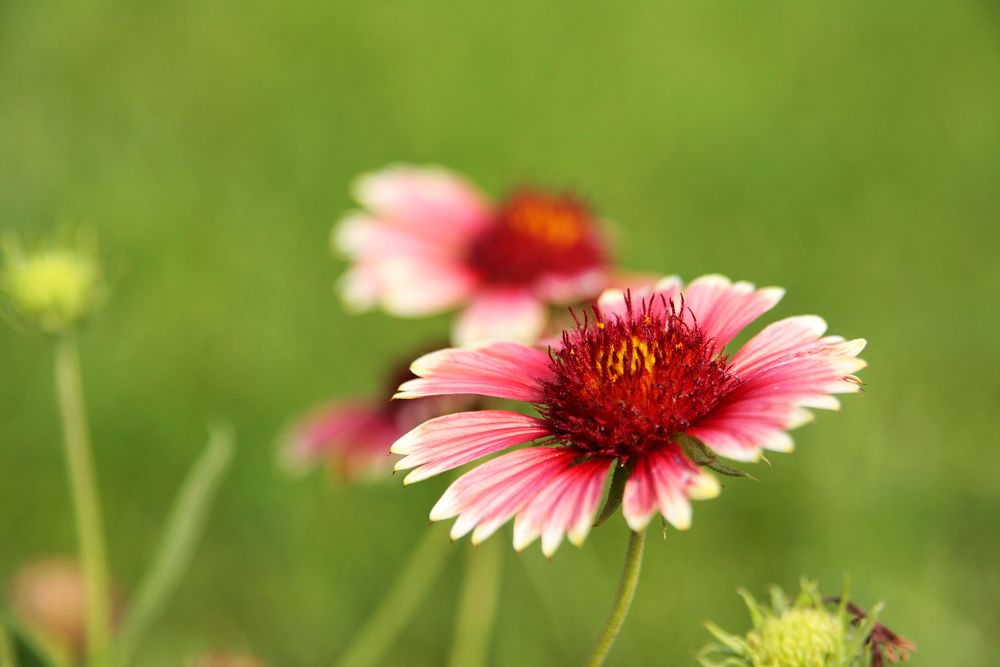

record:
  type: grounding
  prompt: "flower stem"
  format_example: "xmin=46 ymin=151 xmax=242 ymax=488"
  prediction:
xmin=116 ymin=423 xmax=234 ymax=666
xmin=54 ymin=333 xmax=112 ymax=667
xmin=583 ymin=529 xmax=646 ymax=667
xmin=334 ymin=524 xmax=452 ymax=667
xmin=446 ymin=539 xmax=502 ymax=667
xmin=0 ymin=620 xmax=15 ymax=667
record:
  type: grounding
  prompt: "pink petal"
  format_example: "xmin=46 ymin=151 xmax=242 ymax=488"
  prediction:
xmin=429 ymin=447 xmax=578 ymax=542
xmin=453 ymin=289 xmax=548 ymax=346
xmin=686 ymin=400 xmax=811 ymax=462
xmin=278 ymin=401 xmax=400 ymax=478
xmin=688 ymin=318 xmax=867 ymax=460
xmin=334 ymin=167 xmax=492 ymax=317
xmin=730 ymin=318 xmax=866 ymax=401
xmin=680 ymin=274 xmax=785 ymax=348
xmin=345 ymin=256 xmax=478 ymax=316
xmin=651 ymin=275 xmax=684 ymax=308
xmin=391 ymin=410 xmax=552 ymax=484
xmin=512 ymin=457 xmax=611 ymax=556
xmin=534 ymin=267 xmax=609 ymax=304
xmin=729 ymin=315 xmax=829 ymax=378
xmin=352 ymin=164 xmax=492 ymax=236
xmin=338 ymin=265 xmax=381 ymax=312
xmin=334 ymin=212 xmax=456 ymax=260
xmin=596 ymin=275 xmax=682 ymax=321
xmin=622 ymin=446 xmax=720 ymax=531
xmin=395 ymin=341 xmax=556 ymax=402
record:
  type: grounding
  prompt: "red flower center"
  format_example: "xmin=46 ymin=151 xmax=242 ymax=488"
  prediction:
xmin=539 ymin=296 xmax=737 ymax=461
xmin=465 ymin=190 xmax=607 ymax=288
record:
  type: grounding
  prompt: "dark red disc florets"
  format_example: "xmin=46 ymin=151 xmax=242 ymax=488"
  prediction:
xmin=539 ymin=296 xmax=737 ymax=461
xmin=465 ymin=189 xmax=606 ymax=287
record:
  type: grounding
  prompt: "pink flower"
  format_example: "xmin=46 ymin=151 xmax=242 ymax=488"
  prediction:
xmin=391 ymin=275 xmax=866 ymax=555
xmin=333 ymin=165 xmax=610 ymax=345
xmin=279 ymin=400 xmax=407 ymax=480
xmin=279 ymin=353 xmax=466 ymax=481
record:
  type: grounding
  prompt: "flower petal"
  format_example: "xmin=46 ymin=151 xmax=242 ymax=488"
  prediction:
xmin=596 ymin=275 xmax=682 ymax=321
xmin=333 ymin=212 xmax=454 ymax=259
xmin=534 ymin=267 xmax=609 ymax=304
xmin=453 ymin=289 xmax=548 ymax=346
xmin=391 ymin=410 xmax=551 ymax=484
xmin=689 ymin=317 xmax=867 ymax=460
xmin=686 ymin=400 xmax=812 ymax=462
xmin=352 ymin=164 xmax=492 ymax=236
xmin=512 ymin=457 xmax=611 ymax=556
xmin=339 ymin=257 xmax=478 ymax=316
xmin=729 ymin=315 xmax=828 ymax=377
xmin=395 ymin=341 xmax=556 ymax=401
xmin=429 ymin=447 xmax=578 ymax=543
xmin=680 ymin=274 xmax=785 ymax=348
xmin=622 ymin=445 xmax=720 ymax=531
xmin=277 ymin=400 xmax=400 ymax=478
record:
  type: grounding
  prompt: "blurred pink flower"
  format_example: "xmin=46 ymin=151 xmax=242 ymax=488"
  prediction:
xmin=279 ymin=351 xmax=466 ymax=481
xmin=10 ymin=556 xmax=121 ymax=661
xmin=279 ymin=399 xmax=406 ymax=480
xmin=391 ymin=275 xmax=866 ymax=555
xmin=333 ymin=165 xmax=610 ymax=345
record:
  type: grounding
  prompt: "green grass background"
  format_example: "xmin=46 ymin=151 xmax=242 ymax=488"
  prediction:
xmin=1 ymin=1 xmax=998 ymax=664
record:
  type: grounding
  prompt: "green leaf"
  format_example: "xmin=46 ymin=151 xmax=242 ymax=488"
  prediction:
xmin=592 ymin=459 xmax=632 ymax=527
xmin=115 ymin=422 xmax=235 ymax=665
xmin=0 ymin=615 xmax=67 ymax=667
xmin=675 ymin=434 xmax=756 ymax=480
xmin=768 ymin=585 xmax=789 ymax=615
xmin=703 ymin=622 xmax=749 ymax=655
xmin=737 ymin=588 xmax=765 ymax=629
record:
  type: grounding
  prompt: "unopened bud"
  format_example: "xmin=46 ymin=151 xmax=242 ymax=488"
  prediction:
xmin=1 ymin=233 xmax=104 ymax=333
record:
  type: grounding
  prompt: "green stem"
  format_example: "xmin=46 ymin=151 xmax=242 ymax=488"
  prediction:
xmin=116 ymin=424 xmax=235 ymax=666
xmin=446 ymin=539 xmax=502 ymax=667
xmin=333 ymin=524 xmax=452 ymax=667
xmin=54 ymin=333 xmax=112 ymax=667
xmin=583 ymin=529 xmax=646 ymax=667
xmin=0 ymin=620 xmax=16 ymax=667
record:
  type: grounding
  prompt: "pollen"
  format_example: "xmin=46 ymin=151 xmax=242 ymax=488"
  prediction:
xmin=465 ymin=189 xmax=606 ymax=287
xmin=506 ymin=195 xmax=584 ymax=247
xmin=539 ymin=295 xmax=737 ymax=461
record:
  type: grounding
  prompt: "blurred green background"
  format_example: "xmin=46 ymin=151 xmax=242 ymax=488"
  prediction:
xmin=1 ymin=0 xmax=998 ymax=665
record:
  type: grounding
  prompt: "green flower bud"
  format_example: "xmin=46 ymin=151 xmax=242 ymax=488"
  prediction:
xmin=1 ymin=233 xmax=104 ymax=333
xmin=746 ymin=607 xmax=845 ymax=667
xmin=697 ymin=580 xmax=882 ymax=667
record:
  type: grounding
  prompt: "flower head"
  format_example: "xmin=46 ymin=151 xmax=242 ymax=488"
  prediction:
xmin=1 ymin=233 xmax=104 ymax=333
xmin=333 ymin=165 xmax=610 ymax=345
xmin=698 ymin=581 xmax=913 ymax=667
xmin=278 ymin=348 xmax=465 ymax=481
xmin=391 ymin=275 xmax=866 ymax=555
xmin=10 ymin=557 xmax=120 ymax=662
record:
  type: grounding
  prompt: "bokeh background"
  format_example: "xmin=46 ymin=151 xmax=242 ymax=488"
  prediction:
xmin=2 ymin=1 xmax=998 ymax=665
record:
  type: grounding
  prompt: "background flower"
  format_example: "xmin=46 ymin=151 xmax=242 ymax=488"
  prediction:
xmin=333 ymin=165 xmax=611 ymax=344
xmin=9 ymin=557 xmax=121 ymax=664
xmin=278 ymin=347 xmax=466 ymax=481
xmin=698 ymin=580 xmax=913 ymax=667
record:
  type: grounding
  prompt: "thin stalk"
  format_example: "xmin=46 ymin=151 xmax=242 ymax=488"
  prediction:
xmin=583 ymin=529 xmax=646 ymax=667
xmin=0 ymin=621 xmax=15 ymax=667
xmin=446 ymin=539 xmax=502 ymax=667
xmin=334 ymin=524 xmax=452 ymax=667
xmin=116 ymin=424 xmax=235 ymax=665
xmin=54 ymin=333 xmax=112 ymax=667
